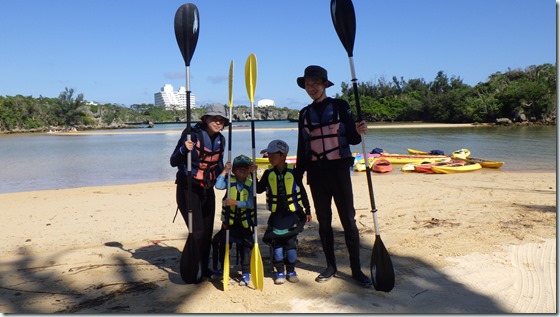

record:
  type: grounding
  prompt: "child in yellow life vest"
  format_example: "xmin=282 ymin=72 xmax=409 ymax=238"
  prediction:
xmin=256 ymin=140 xmax=312 ymax=285
xmin=211 ymin=154 xmax=257 ymax=286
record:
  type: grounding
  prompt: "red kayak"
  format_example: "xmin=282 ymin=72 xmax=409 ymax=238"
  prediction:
xmin=372 ymin=158 xmax=393 ymax=173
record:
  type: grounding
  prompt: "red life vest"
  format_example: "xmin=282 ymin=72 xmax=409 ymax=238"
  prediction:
xmin=192 ymin=128 xmax=224 ymax=188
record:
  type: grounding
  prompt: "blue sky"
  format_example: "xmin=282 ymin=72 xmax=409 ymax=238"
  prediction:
xmin=0 ymin=0 xmax=556 ymax=109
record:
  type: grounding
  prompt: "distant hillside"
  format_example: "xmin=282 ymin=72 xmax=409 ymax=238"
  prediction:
xmin=0 ymin=89 xmax=300 ymax=133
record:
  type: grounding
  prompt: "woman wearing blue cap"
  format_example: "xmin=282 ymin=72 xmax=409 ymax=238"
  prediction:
xmin=170 ymin=103 xmax=229 ymax=281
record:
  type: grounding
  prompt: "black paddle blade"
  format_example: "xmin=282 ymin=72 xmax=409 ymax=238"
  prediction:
xmin=179 ymin=235 xmax=203 ymax=284
xmin=370 ymin=236 xmax=395 ymax=292
xmin=330 ymin=0 xmax=356 ymax=57
xmin=174 ymin=3 xmax=199 ymax=66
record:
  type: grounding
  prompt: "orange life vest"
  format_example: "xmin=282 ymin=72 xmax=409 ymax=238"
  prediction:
xmin=192 ymin=128 xmax=225 ymax=188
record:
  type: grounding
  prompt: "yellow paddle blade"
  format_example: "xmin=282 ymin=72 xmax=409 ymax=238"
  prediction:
xmin=244 ymin=53 xmax=257 ymax=103
xmin=250 ymin=243 xmax=264 ymax=291
xmin=228 ymin=60 xmax=233 ymax=108
xmin=223 ymin=243 xmax=230 ymax=291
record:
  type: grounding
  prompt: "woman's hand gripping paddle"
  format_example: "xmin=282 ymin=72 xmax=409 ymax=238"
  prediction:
xmin=245 ymin=53 xmax=264 ymax=291
xmin=330 ymin=0 xmax=395 ymax=292
xmin=223 ymin=60 xmax=234 ymax=291
xmin=174 ymin=3 xmax=202 ymax=284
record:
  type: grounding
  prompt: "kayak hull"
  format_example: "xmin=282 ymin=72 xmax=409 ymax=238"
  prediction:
xmin=414 ymin=159 xmax=458 ymax=173
xmin=381 ymin=155 xmax=449 ymax=165
xmin=457 ymin=157 xmax=504 ymax=168
xmin=255 ymin=156 xmax=296 ymax=166
xmin=431 ymin=162 xmax=482 ymax=174
xmin=372 ymin=158 xmax=392 ymax=173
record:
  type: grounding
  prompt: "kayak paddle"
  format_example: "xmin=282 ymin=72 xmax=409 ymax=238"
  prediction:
xmin=245 ymin=53 xmax=264 ymax=291
xmin=330 ymin=0 xmax=395 ymax=292
xmin=174 ymin=2 xmax=202 ymax=284
xmin=223 ymin=60 xmax=234 ymax=291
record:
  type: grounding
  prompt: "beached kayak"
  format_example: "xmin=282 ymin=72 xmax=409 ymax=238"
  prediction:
xmin=353 ymin=156 xmax=377 ymax=172
xmin=255 ymin=155 xmax=297 ymax=166
xmin=407 ymin=148 xmax=429 ymax=155
xmin=372 ymin=158 xmax=392 ymax=173
xmin=353 ymin=153 xmax=381 ymax=172
xmin=380 ymin=153 xmax=449 ymax=165
xmin=431 ymin=162 xmax=482 ymax=174
xmin=413 ymin=158 xmax=457 ymax=173
xmin=455 ymin=157 xmax=504 ymax=168
xmin=401 ymin=157 xmax=452 ymax=172
xmin=451 ymin=148 xmax=471 ymax=159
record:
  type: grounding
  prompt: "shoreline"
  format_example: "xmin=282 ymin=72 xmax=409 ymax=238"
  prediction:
xmin=5 ymin=122 xmax=555 ymax=136
xmin=38 ymin=123 xmax=478 ymax=136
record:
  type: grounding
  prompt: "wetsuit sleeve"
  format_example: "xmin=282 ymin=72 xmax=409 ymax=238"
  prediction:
xmin=338 ymin=99 xmax=362 ymax=145
xmin=296 ymin=174 xmax=311 ymax=215
xmin=213 ymin=133 xmax=226 ymax=177
xmin=170 ymin=129 xmax=189 ymax=167
xmin=256 ymin=170 xmax=269 ymax=194
xmin=295 ymin=107 xmax=308 ymax=179
xmin=215 ymin=174 xmax=227 ymax=190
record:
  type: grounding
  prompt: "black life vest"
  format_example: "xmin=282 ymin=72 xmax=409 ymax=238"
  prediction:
xmin=301 ymin=100 xmax=352 ymax=161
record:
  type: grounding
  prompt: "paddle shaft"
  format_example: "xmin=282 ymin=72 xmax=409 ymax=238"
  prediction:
xmin=348 ymin=57 xmax=378 ymax=227
xmin=223 ymin=61 xmax=234 ymax=290
xmin=185 ymin=66 xmax=193 ymax=224
xmin=245 ymin=53 xmax=264 ymax=291
xmin=250 ymin=99 xmax=258 ymax=254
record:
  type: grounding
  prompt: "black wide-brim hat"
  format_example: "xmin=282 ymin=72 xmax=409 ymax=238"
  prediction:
xmin=297 ymin=65 xmax=335 ymax=89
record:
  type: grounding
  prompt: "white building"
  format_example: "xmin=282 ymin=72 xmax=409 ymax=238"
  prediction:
xmin=154 ymin=84 xmax=196 ymax=110
xmin=257 ymin=99 xmax=275 ymax=108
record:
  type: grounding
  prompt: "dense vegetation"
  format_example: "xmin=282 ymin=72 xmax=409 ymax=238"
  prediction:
xmin=336 ymin=64 xmax=556 ymax=124
xmin=0 ymin=64 xmax=555 ymax=133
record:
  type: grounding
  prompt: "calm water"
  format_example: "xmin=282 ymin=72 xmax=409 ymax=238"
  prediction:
xmin=0 ymin=122 xmax=556 ymax=194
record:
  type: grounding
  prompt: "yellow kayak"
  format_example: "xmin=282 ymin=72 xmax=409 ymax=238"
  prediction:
xmin=380 ymin=154 xmax=449 ymax=165
xmin=431 ymin=162 xmax=482 ymax=174
xmin=451 ymin=148 xmax=471 ymax=159
xmin=456 ymin=157 xmax=504 ymax=168
xmin=401 ymin=157 xmax=452 ymax=172
xmin=255 ymin=155 xmax=297 ymax=166
xmin=407 ymin=148 xmax=429 ymax=155
xmin=353 ymin=156 xmax=376 ymax=172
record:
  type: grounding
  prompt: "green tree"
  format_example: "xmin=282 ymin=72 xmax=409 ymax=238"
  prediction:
xmin=54 ymin=87 xmax=90 ymax=126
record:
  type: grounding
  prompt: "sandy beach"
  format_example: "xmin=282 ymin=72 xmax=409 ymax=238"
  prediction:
xmin=0 ymin=169 xmax=556 ymax=313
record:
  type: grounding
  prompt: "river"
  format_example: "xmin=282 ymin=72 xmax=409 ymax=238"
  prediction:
xmin=0 ymin=122 xmax=555 ymax=194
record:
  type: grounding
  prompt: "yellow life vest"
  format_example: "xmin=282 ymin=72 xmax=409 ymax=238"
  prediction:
xmin=266 ymin=164 xmax=303 ymax=213
xmin=222 ymin=177 xmax=254 ymax=228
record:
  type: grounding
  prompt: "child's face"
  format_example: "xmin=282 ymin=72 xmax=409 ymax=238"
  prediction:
xmin=233 ymin=164 xmax=250 ymax=179
xmin=267 ymin=152 xmax=286 ymax=168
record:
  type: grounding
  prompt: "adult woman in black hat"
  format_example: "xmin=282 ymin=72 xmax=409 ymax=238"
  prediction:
xmin=294 ymin=65 xmax=372 ymax=288
xmin=170 ymin=103 xmax=229 ymax=280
